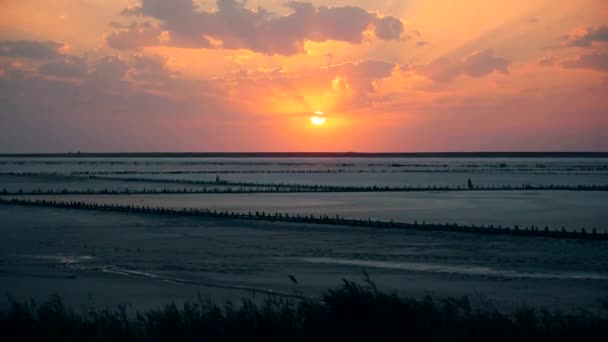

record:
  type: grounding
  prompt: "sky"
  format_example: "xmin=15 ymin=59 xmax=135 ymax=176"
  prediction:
xmin=1 ymin=0 xmax=607 ymax=152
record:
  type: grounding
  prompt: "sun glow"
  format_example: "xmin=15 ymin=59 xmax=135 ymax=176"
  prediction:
xmin=310 ymin=111 xmax=326 ymax=125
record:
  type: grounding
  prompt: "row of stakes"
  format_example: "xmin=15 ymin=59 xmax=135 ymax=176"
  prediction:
xmin=0 ymin=197 xmax=606 ymax=241
xmin=4 ymin=161 xmax=607 ymax=169
xmin=3 ymin=183 xmax=608 ymax=195
xmin=4 ymin=167 xmax=608 ymax=175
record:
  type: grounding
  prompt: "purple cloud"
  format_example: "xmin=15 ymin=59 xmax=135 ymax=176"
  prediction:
xmin=0 ymin=40 xmax=63 ymax=59
xmin=117 ymin=0 xmax=406 ymax=55
xmin=566 ymin=26 xmax=608 ymax=47
xmin=562 ymin=52 xmax=608 ymax=72
xmin=419 ymin=49 xmax=510 ymax=82
xmin=39 ymin=56 xmax=88 ymax=78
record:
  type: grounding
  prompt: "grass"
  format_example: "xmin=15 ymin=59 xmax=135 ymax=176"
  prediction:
xmin=2 ymin=280 xmax=607 ymax=341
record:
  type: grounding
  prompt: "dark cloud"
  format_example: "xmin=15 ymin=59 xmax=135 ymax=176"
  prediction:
xmin=463 ymin=49 xmax=509 ymax=77
xmin=91 ymin=56 xmax=130 ymax=82
xmin=106 ymin=22 xmax=166 ymax=50
xmin=561 ymin=51 xmax=608 ymax=72
xmin=418 ymin=49 xmax=510 ymax=82
xmin=566 ymin=25 xmax=608 ymax=47
xmin=118 ymin=0 xmax=405 ymax=55
xmin=39 ymin=56 xmax=88 ymax=78
xmin=131 ymin=54 xmax=179 ymax=83
xmin=0 ymin=55 xmax=223 ymax=152
xmin=0 ymin=40 xmax=63 ymax=59
xmin=373 ymin=16 xmax=405 ymax=40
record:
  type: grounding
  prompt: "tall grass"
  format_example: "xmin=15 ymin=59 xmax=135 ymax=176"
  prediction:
xmin=2 ymin=281 xmax=607 ymax=341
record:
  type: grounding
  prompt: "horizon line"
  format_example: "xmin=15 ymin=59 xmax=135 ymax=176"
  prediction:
xmin=1 ymin=152 xmax=608 ymax=158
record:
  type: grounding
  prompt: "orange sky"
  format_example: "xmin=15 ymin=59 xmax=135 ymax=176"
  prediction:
xmin=0 ymin=0 xmax=607 ymax=152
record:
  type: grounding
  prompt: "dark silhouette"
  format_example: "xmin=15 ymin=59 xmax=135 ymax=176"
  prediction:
xmin=468 ymin=177 xmax=474 ymax=189
xmin=2 ymin=282 xmax=607 ymax=341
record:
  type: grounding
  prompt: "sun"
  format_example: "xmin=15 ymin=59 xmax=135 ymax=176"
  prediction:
xmin=310 ymin=111 xmax=326 ymax=126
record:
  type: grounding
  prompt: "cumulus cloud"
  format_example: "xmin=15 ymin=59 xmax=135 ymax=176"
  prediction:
xmin=117 ymin=0 xmax=405 ymax=55
xmin=418 ymin=49 xmax=510 ymax=82
xmin=0 ymin=40 xmax=64 ymax=59
xmin=566 ymin=25 xmax=608 ymax=47
xmin=561 ymin=52 xmax=608 ymax=72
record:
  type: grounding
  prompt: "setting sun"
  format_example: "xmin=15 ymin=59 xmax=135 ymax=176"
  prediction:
xmin=310 ymin=111 xmax=326 ymax=126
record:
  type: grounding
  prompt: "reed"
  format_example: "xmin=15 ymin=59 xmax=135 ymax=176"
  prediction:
xmin=2 ymin=281 xmax=607 ymax=341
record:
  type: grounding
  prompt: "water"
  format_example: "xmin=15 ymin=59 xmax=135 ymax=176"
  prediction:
xmin=17 ymin=191 xmax=608 ymax=232
xmin=1 ymin=206 xmax=607 ymax=311
xmin=1 ymin=156 xmax=607 ymax=310
xmin=2 ymin=156 xmax=607 ymax=231
xmin=1 ymin=157 xmax=608 ymax=174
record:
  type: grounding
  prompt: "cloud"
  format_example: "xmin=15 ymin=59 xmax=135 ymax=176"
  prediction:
xmin=0 ymin=40 xmax=64 ymax=59
xmin=0 ymin=54 xmax=225 ymax=152
xmin=418 ymin=49 xmax=510 ymax=82
xmin=231 ymin=59 xmax=397 ymax=111
xmin=373 ymin=16 xmax=405 ymax=40
xmin=130 ymin=54 xmax=179 ymax=83
xmin=538 ymin=57 xmax=554 ymax=66
xmin=39 ymin=56 xmax=88 ymax=78
xmin=118 ymin=0 xmax=406 ymax=55
xmin=561 ymin=51 xmax=608 ymax=72
xmin=325 ymin=59 xmax=396 ymax=98
xmin=565 ymin=25 xmax=608 ymax=47
xmin=106 ymin=22 xmax=166 ymax=50
xmin=1 ymin=50 xmax=606 ymax=152
xmin=91 ymin=56 xmax=130 ymax=82
xmin=462 ymin=49 xmax=509 ymax=77
xmin=418 ymin=58 xmax=463 ymax=82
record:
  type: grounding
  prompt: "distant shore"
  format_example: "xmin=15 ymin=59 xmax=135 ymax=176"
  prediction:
xmin=1 ymin=152 xmax=608 ymax=158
